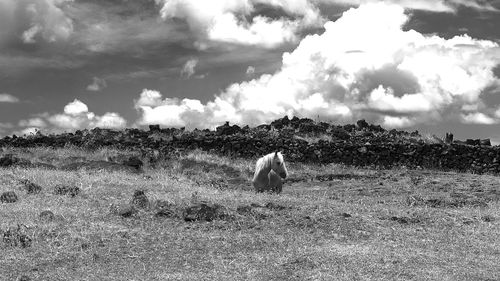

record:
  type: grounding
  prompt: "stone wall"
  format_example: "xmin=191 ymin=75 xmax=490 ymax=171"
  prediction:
xmin=1 ymin=116 xmax=498 ymax=174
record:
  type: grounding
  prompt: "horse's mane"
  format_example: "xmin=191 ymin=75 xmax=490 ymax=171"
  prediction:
xmin=254 ymin=152 xmax=285 ymax=175
xmin=255 ymin=153 xmax=274 ymax=174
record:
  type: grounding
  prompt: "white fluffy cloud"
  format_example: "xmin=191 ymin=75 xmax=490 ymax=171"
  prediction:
xmin=0 ymin=0 xmax=73 ymax=45
xmin=63 ymin=99 xmax=88 ymax=115
xmin=0 ymin=93 xmax=19 ymax=103
xmin=155 ymin=0 xmax=323 ymax=48
xmin=17 ymin=99 xmax=127 ymax=133
xmin=134 ymin=89 xmax=205 ymax=127
xmin=135 ymin=3 xmax=500 ymax=129
xmin=154 ymin=0 xmax=499 ymax=49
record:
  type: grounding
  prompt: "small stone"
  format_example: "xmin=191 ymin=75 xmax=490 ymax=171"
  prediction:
xmin=115 ymin=204 xmax=137 ymax=218
xmin=131 ymin=190 xmax=149 ymax=209
xmin=22 ymin=180 xmax=42 ymax=194
xmin=39 ymin=210 xmax=55 ymax=222
xmin=54 ymin=184 xmax=80 ymax=197
xmin=340 ymin=212 xmax=352 ymax=218
xmin=1 ymin=191 xmax=18 ymax=203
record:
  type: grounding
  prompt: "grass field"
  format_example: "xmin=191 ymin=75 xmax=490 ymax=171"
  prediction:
xmin=0 ymin=148 xmax=499 ymax=280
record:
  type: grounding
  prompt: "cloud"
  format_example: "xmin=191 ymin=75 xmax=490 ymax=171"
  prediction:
xmin=321 ymin=0 xmax=499 ymax=13
xmin=16 ymin=99 xmax=127 ymax=133
xmin=181 ymin=58 xmax=199 ymax=78
xmin=246 ymin=66 xmax=256 ymax=76
xmin=155 ymin=0 xmax=323 ymax=48
xmin=382 ymin=116 xmax=414 ymax=128
xmin=0 ymin=0 xmax=74 ymax=46
xmin=86 ymin=77 xmax=107 ymax=92
xmin=134 ymin=3 xmax=500 ymax=129
xmin=18 ymin=118 xmax=46 ymax=128
xmin=134 ymin=89 xmax=205 ymax=127
xmin=461 ymin=112 xmax=496 ymax=124
xmin=64 ymin=99 xmax=89 ymax=115
xmin=0 ymin=93 xmax=20 ymax=103
xmin=93 ymin=112 xmax=127 ymax=129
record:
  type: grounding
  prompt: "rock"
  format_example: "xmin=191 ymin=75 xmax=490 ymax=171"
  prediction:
xmin=21 ymin=180 xmax=42 ymax=194
xmin=183 ymin=202 xmax=227 ymax=222
xmin=216 ymin=122 xmax=242 ymax=135
xmin=17 ymin=275 xmax=31 ymax=281
xmin=130 ymin=190 xmax=149 ymax=209
xmin=270 ymin=116 xmax=291 ymax=129
xmin=111 ymin=204 xmax=137 ymax=218
xmin=149 ymin=124 xmax=161 ymax=132
xmin=480 ymin=139 xmax=491 ymax=146
xmin=53 ymin=184 xmax=80 ymax=197
xmin=39 ymin=210 xmax=55 ymax=221
xmin=340 ymin=212 xmax=352 ymax=218
xmin=445 ymin=133 xmax=454 ymax=144
xmin=356 ymin=119 xmax=369 ymax=129
xmin=466 ymin=139 xmax=481 ymax=146
xmin=0 ymin=191 xmax=18 ymax=203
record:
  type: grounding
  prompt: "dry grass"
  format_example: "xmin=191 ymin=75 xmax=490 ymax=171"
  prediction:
xmin=0 ymin=148 xmax=499 ymax=280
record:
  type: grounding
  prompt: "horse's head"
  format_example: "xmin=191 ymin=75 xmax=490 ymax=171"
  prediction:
xmin=271 ymin=151 xmax=288 ymax=179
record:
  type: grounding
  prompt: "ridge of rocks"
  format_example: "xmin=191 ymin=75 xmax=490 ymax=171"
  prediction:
xmin=0 ymin=116 xmax=497 ymax=174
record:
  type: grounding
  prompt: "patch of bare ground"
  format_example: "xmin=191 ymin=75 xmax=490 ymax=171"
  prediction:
xmin=0 ymin=149 xmax=499 ymax=280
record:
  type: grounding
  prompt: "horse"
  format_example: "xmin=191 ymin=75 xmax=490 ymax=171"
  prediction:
xmin=252 ymin=151 xmax=288 ymax=193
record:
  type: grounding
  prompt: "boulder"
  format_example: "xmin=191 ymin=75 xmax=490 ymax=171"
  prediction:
xmin=39 ymin=210 xmax=55 ymax=222
xmin=149 ymin=124 xmax=161 ymax=132
xmin=0 ymin=191 xmax=18 ymax=203
xmin=480 ymin=139 xmax=491 ymax=146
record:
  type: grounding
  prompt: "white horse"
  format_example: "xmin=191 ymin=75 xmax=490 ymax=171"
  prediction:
xmin=252 ymin=152 xmax=288 ymax=193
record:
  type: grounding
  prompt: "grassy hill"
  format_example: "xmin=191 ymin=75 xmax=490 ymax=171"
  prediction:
xmin=0 ymin=145 xmax=499 ymax=280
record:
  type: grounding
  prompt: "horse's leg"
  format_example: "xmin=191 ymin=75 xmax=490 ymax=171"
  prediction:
xmin=269 ymin=171 xmax=282 ymax=194
xmin=276 ymin=179 xmax=282 ymax=194
xmin=252 ymin=180 xmax=263 ymax=193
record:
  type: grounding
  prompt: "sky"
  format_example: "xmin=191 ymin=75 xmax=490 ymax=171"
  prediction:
xmin=1 ymin=0 xmax=500 ymax=142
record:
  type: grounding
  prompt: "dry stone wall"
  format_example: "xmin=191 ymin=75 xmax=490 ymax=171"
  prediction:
xmin=1 ymin=116 xmax=498 ymax=174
